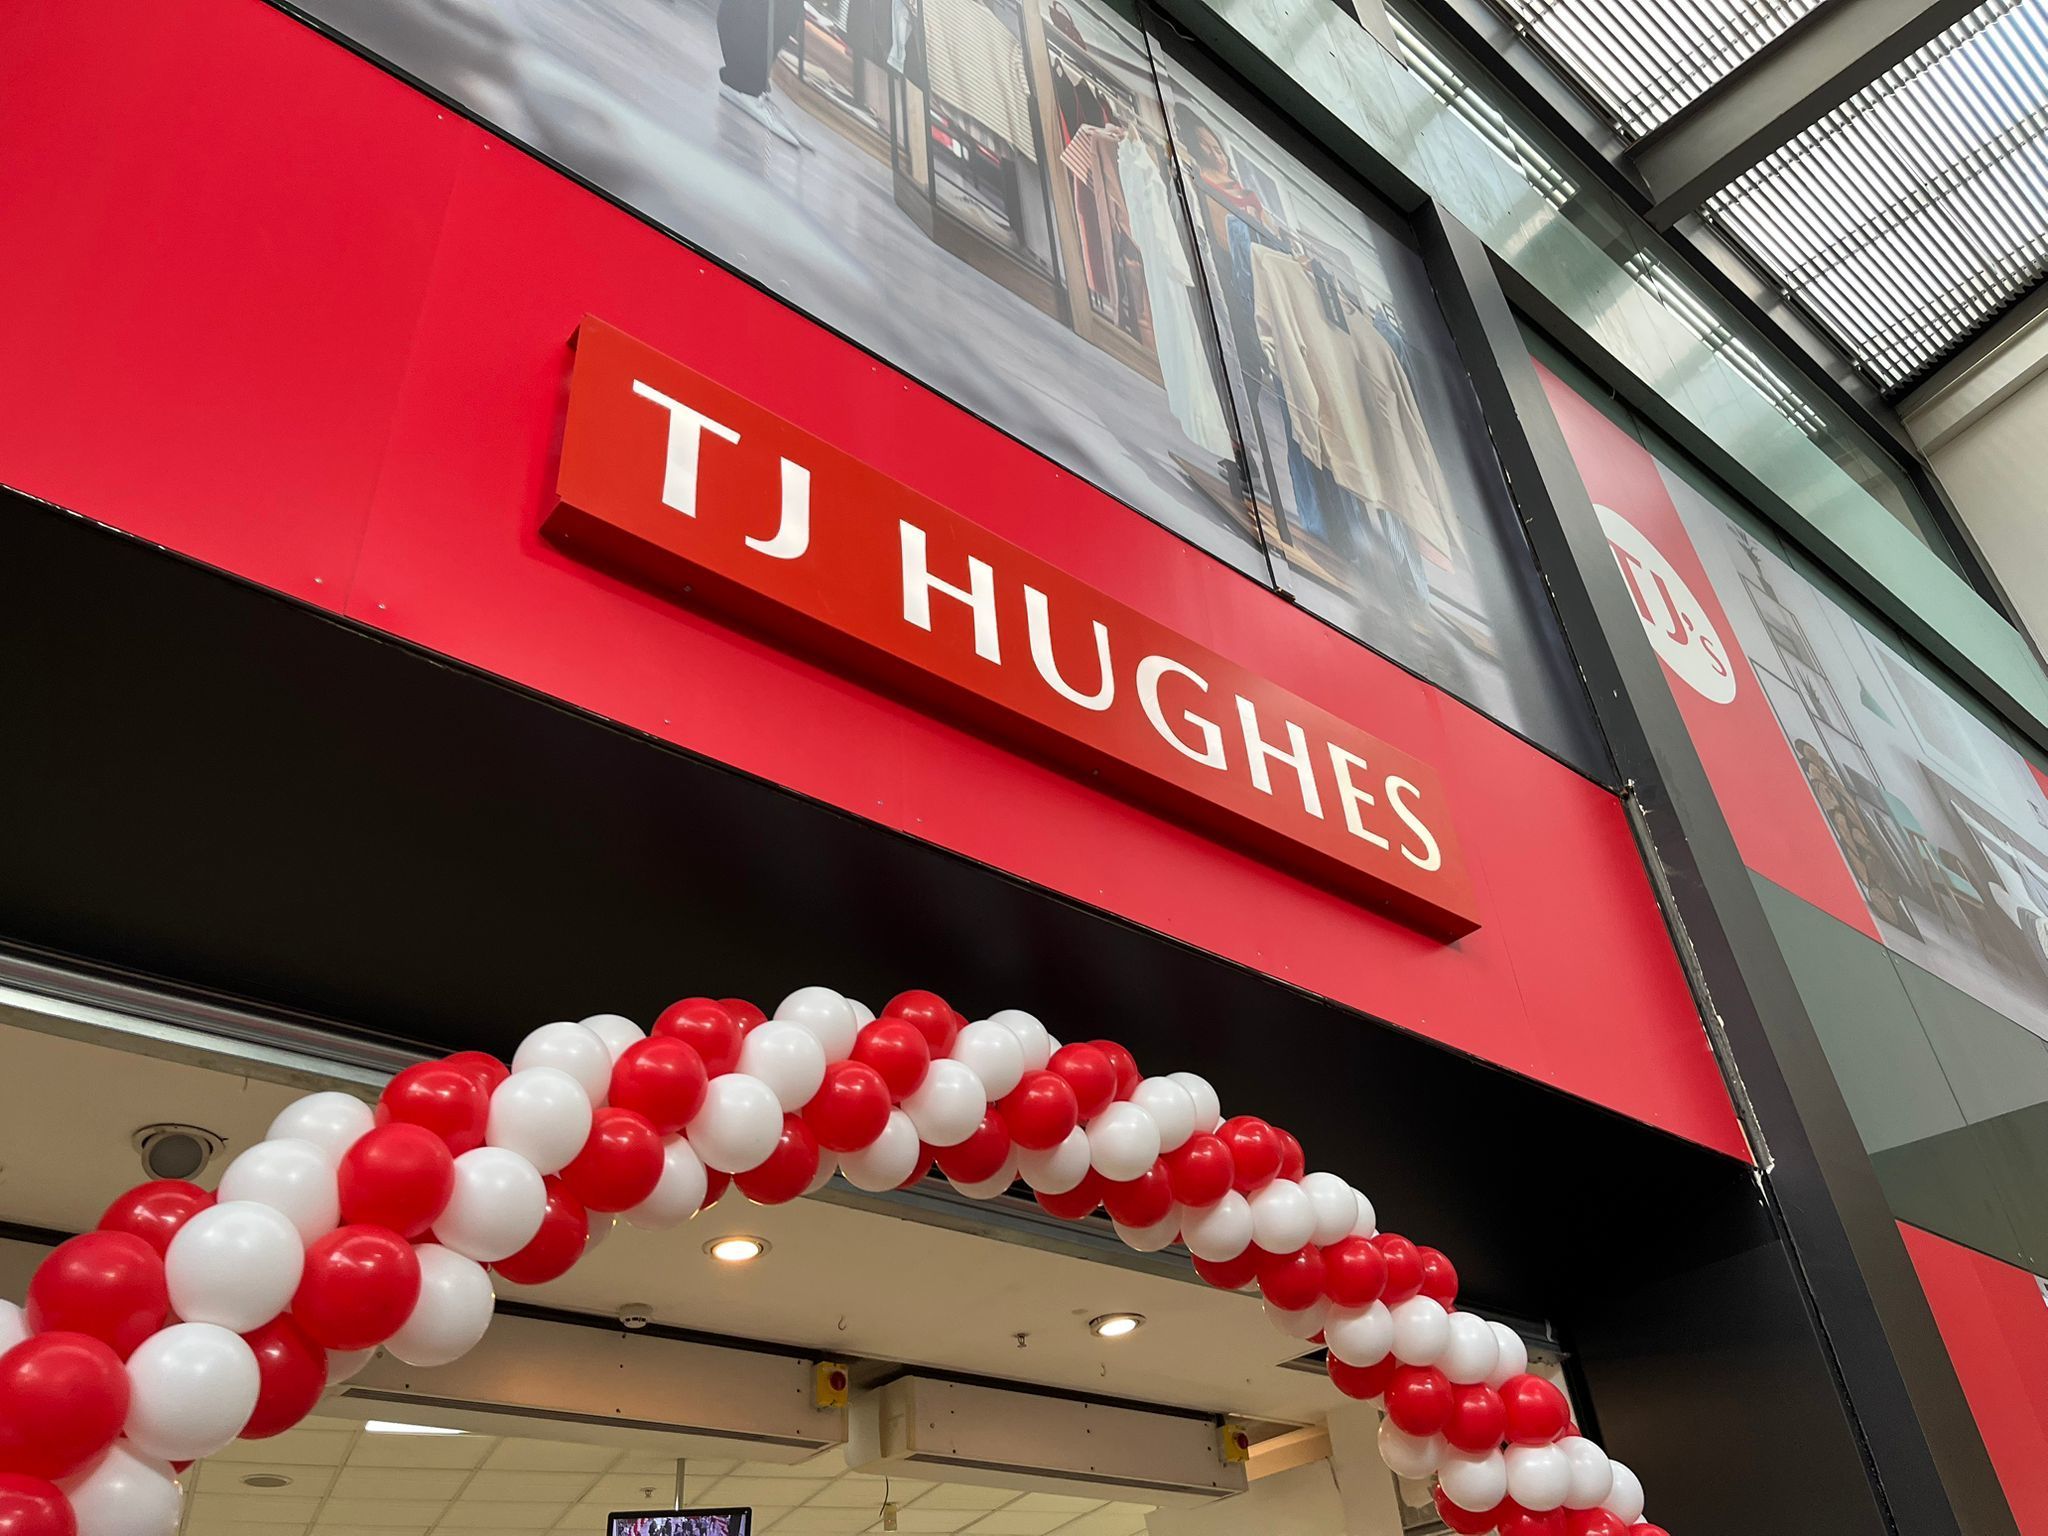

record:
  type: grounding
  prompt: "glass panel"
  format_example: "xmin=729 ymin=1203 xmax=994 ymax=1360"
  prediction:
xmin=296 ymin=0 xmax=1264 ymax=575
xmin=1152 ymin=48 xmax=1606 ymax=765
xmin=1194 ymin=0 xmax=2048 ymax=724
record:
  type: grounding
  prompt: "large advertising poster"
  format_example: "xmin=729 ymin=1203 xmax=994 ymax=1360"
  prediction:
xmin=1543 ymin=365 xmax=2048 ymax=1035
xmin=1154 ymin=56 xmax=1602 ymax=770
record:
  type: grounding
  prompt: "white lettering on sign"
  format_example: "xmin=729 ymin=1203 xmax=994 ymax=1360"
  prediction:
xmin=1596 ymin=505 xmax=1736 ymax=705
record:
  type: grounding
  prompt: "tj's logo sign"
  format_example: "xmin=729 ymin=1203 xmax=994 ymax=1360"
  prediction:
xmin=1596 ymin=505 xmax=1735 ymax=705
xmin=547 ymin=318 xmax=1478 ymax=940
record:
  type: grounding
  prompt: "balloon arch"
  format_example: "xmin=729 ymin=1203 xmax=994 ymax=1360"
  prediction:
xmin=0 ymin=988 xmax=1668 ymax=1536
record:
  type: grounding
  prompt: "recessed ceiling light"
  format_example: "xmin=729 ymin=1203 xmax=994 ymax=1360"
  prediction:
xmin=1088 ymin=1312 xmax=1144 ymax=1339
xmin=705 ymin=1235 xmax=769 ymax=1263
xmin=363 ymin=1420 xmax=467 ymax=1436
xmin=241 ymin=1474 xmax=293 ymax=1489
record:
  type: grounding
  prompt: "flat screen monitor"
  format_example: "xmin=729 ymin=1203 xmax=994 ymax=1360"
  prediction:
xmin=608 ymin=1510 xmax=752 ymax=1536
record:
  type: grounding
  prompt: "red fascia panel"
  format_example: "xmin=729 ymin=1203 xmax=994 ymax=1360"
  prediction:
xmin=0 ymin=0 xmax=1747 ymax=1158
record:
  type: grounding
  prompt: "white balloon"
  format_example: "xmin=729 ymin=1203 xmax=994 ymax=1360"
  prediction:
xmin=327 ymin=1346 xmax=376 ymax=1385
xmin=806 ymin=1155 xmax=841 ymax=1196
xmin=61 ymin=1443 xmax=183 ymax=1536
xmin=986 ymin=1008 xmax=1052 ymax=1072
xmin=1262 ymin=1295 xmax=1329 ymax=1339
xmin=1377 ymin=1422 xmax=1445 ymax=1481
xmin=266 ymin=1092 xmax=375 ymax=1166
xmin=1603 ymin=1460 xmax=1645 ymax=1525
xmin=217 ymin=1137 xmax=339 ymax=1246
xmin=839 ymin=1109 xmax=921 ymax=1191
xmin=436 ymin=1147 xmax=546 ymax=1263
xmin=124 ymin=1323 xmax=260 ymax=1461
xmin=737 ymin=1021 xmax=827 ymax=1113
xmin=774 ymin=986 xmax=859 ymax=1063
xmin=848 ymin=998 xmax=877 ymax=1028
xmin=947 ymin=1153 xmax=1020 ymax=1201
xmin=686 ymin=1073 xmax=785 ymax=1173
xmin=1439 ymin=1310 xmax=1501 ymax=1385
xmin=1127 ymin=1078 xmax=1195 ymax=1153
xmin=386 ymin=1245 xmax=494 ymax=1367
xmin=580 ymin=1013 xmax=645 ymax=1063
xmin=1439 ymin=1450 xmax=1509 ymax=1513
xmin=1166 ymin=1071 xmax=1221 ymax=1134
xmin=1505 ymin=1443 xmax=1572 ymax=1512
xmin=584 ymin=1212 xmax=618 ymax=1252
xmin=1248 ymin=1179 xmax=1315 ymax=1254
xmin=512 ymin=1020 xmax=612 ymax=1105
xmin=487 ymin=1067 xmax=594 ymax=1175
xmin=1181 ymin=1190 xmax=1254 ymax=1262
xmin=164 ymin=1200 xmax=303 ymax=1333
xmin=1560 ymin=1436 xmax=1614 ymax=1509
xmin=0 ymin=1299 xmax=28 ymax=1356
xmin=951 ymin=1021 xmax=1025 ymax=1101
xmin=901 ymin=1059 xmax=986 ymax=1148
xmin=1016 ymin=1126 xmax=1090 ymax=1196
xmin=1351 ymin=1188 xmax=1378 ymax=1239
xmin=1113 ymin=1205 xmax=1181 ymax=1253
xmin=625 ymin=1136 xmax=711 ymax=1230
xmin=1086 ymin=1101 xmax=1161 ymax=1182
xmin=1299 ymin=1172 xmax=1357 ymax=1247
xmin=1389 ymin=1296 xmax=1451 ymax=1367
xmin=1485 ymin=1321 xmax=1529 ymax=1388
xmin=1324 ymin=1301 xmax=1394 ymax=1367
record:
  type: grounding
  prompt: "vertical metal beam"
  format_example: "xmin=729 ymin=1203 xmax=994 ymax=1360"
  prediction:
xmin=1631 ymin=0 xmax=1979 ymax=226
xmin=1416 ymin=200 xmax=2018 ymax=1536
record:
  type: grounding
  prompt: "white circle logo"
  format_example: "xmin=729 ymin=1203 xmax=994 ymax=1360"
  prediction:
xmin=1595 ymin=505 xmax=1738 ymax=705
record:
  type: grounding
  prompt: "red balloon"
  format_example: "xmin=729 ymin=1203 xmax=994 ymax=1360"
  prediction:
xmin=96 ymin=1181 xmax=212 ymax=1259
xmin=1383 ymin=1365 xmax=1454 ymax=1437
xmin=1443 ymin=1383 xmax=1507 ymax=1453
xmin=1100 ymin=1161 xmax=1173 ymax=1229
xmin=1165 ymin=1134 xmax=1234 ymax=1207
xmin=1217 ymin=1117 xmax=1283 ymax=1194
xmin=720 ymin=998 xmax=768 ymax=1030
xmin=561 ymin=1108 xmax=665 ymax=1212
xmin=492 ymin=1177 xmax=590 ymax=1286
xmin=1500 ymin=1374 xmax=1571 ymax=1445
xmin=24 ymin=1233 xmax=166 ymax=1361
xmin=1000 ymin=1071 xmax=1078 ymax=1151
xmin=1087 ymin=1041 xmax=1141 ymax=1100
xmin=608 ymin=1037 xmax=710 ymax=1135
xmin=1047 ymin=1044 xmax=1116 ymax=1120
xmin=1627 ymin=1526 xmax=1670 ymax=1536
xmin=1256 ymin=1246 xmax=1326 ymax=1312
xmin=805 ymin=1060 xmax=894 ymax=1153
xmin=1321 ymin=1235 xmax=1387 ymax=1307
xmin=0 ymin=1475 xmax=76 ymax=1536
xmin=338 ymin=1123 xmax=455 ymax=1238
xmin=1564 ymin=1516 xmax=1628 ymax=1536
xmin=292 ymin=1225 xmax=422 ymax=1350
xmin=1375 ymin=1234 xmax=1424 ymax=1304
xmin=935 ymin=1111 xmax=1013 ymax=1185
xmin=1327 ymin=1353 xmax=1399 ymax=1400
xmin=240 ymin=1315 xmax=328 ymax=1439
xmin=1275 ymin=1129 xmax=1306 ymax=1183
xmin=1033 ymin=1172 xmax=1103 ymax=1220
xmin=1434 ymin=1487 xmax=1503 ymax=1536
xmin=440 ymin=1050 xmax=510 ymax=1098
xmin=850 ymin=1020 xmax=931 ymax=1101
xmin=0 ymin=1334 xmax=128 ymax=1480
xmin=1191 ymin=1250 xmax=1262 ymax=1291
xmin=1417 ymin=1246 xmax=1459 ymax=1306
xmin=1496 ymin=1507 xmax=1565 ymax=1536
xmin=702 ymin=1168 xmax=733 ymax=1211
xmin=379 ymin=1062 xmax=490 ymax=1155
xmin=883 ymin=990 xmax=960 ymax=1058
xmin=654 ymin=998 xmax=747 ymax=1077
xmin=735 ymin=1115 xmax=821 ymax=1205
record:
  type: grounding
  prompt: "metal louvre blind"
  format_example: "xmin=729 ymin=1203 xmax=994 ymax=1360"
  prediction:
xmin=1704 ymin=0 xmax=2048 ymax=391
xmin=1490 ymin=0 xmax=1827 ymax=134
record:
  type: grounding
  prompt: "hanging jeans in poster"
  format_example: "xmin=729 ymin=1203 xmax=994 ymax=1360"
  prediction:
xmin=719 ymin=0 xmax=805 ymax=96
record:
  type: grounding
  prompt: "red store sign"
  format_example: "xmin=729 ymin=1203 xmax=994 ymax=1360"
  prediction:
xmin=548 ymin=318 xmax=1479 ymax=940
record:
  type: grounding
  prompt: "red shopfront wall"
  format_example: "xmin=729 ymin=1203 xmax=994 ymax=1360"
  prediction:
xmin=0 ymin=0 xmax=1744 ymax=1158
xmin=1900 ymin=1224 xmax=2048 ymax=1533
